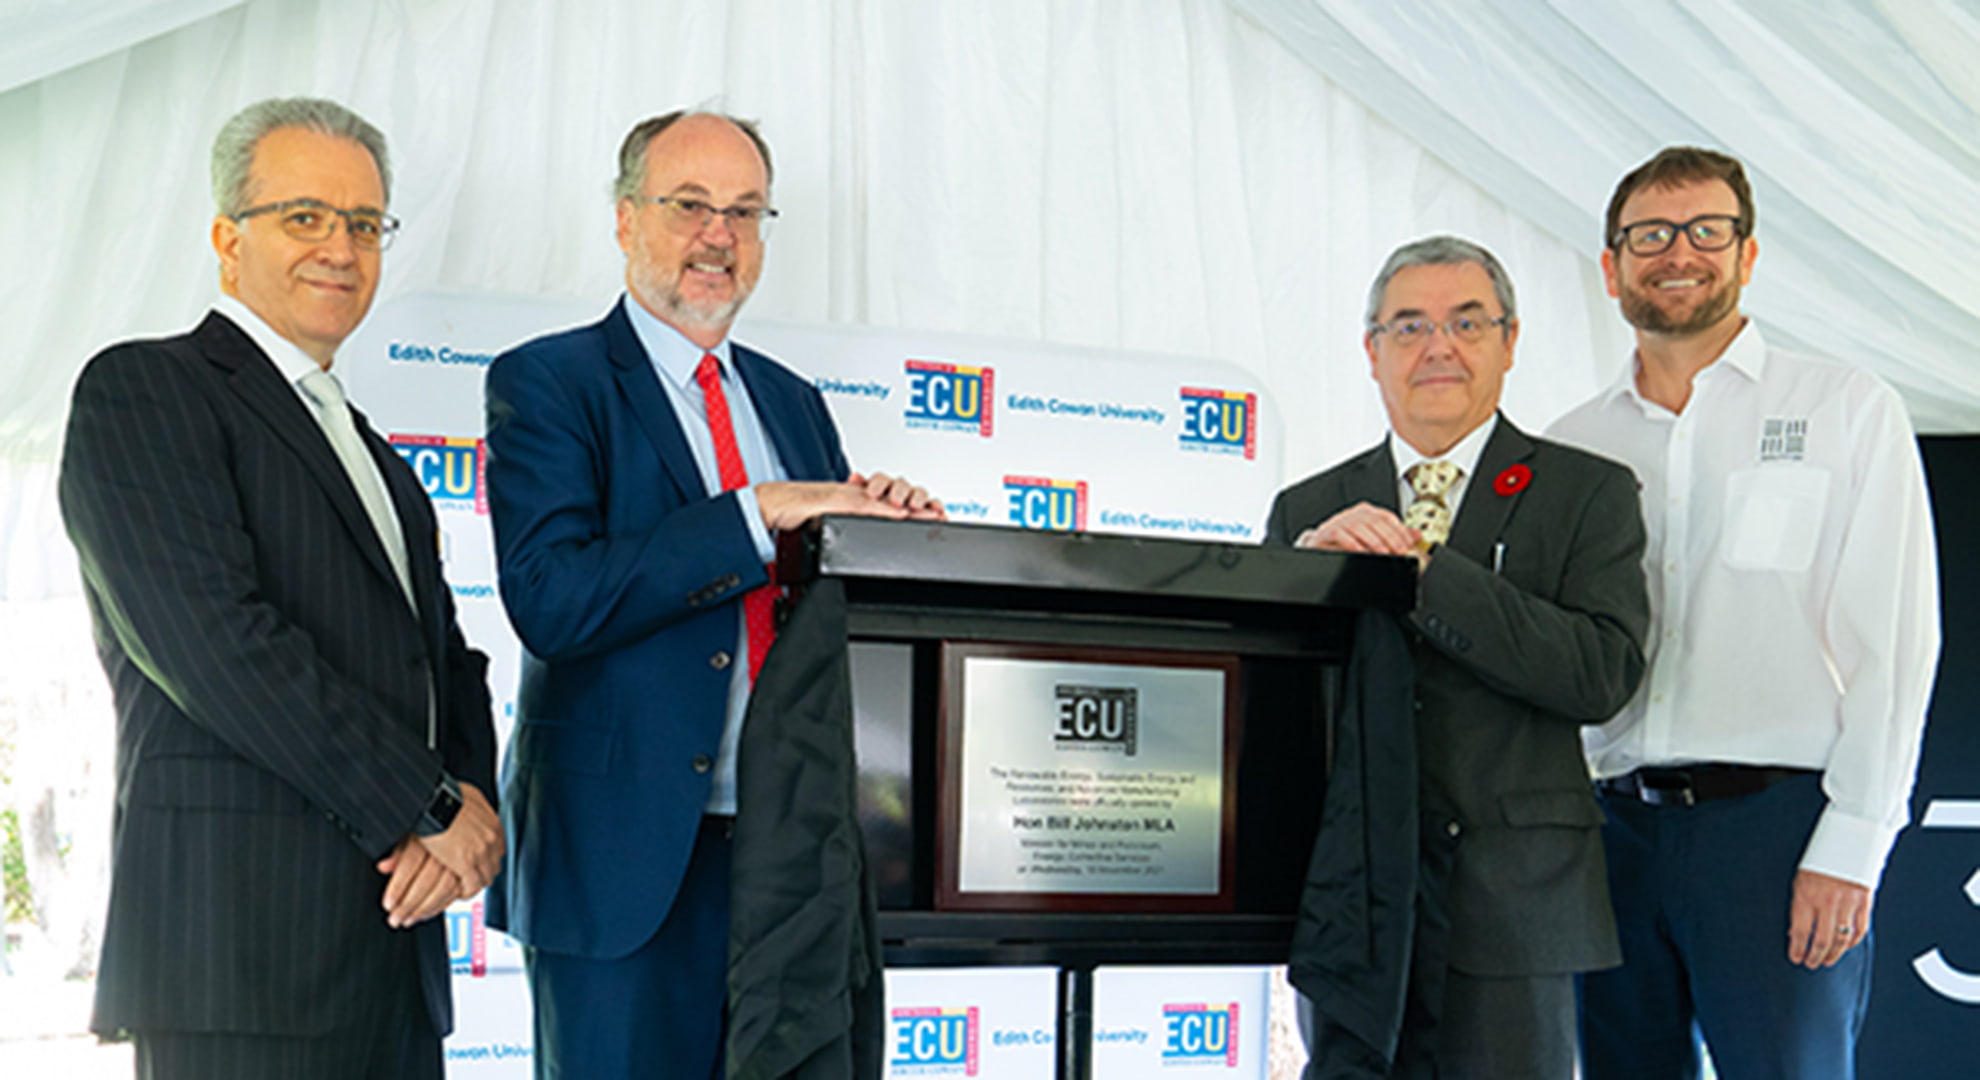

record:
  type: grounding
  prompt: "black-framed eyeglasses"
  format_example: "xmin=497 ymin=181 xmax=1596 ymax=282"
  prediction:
xmin=639 ymin=196 xmax=780 ymax=239
xmin=1369 ymin=313 xmax=1510 ymax=348
xmin=232 ymin=198 xmax=400 ymax=251
xmin=1613 ymin=214 xmax=1746 ymax=257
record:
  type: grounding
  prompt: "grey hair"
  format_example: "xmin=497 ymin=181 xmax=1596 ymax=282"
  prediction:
xmin=210 ymin=97 xmax=392 ymax=216
xmin=1364 ymin=235 xmax=1518 ymax=328
xmin=611 ymin=109 xmax=775 ymax=200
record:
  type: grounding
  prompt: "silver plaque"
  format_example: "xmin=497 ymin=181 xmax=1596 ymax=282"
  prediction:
xmin=956 ymin=656 xmax=1228 ymax=896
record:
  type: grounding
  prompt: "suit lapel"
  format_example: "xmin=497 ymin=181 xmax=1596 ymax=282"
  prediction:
xmin=604 ymin=301 xmax=702 ymax=502
xmin=1350 ymin=441 xmax=1401 ymax=514
xmin=199 ymin=314 xmax=408 ymax=601
xmin=1447 ymin=414 xmax=1534 ymax=561
xmin=735 ymin=344 xmax=829 ymax=480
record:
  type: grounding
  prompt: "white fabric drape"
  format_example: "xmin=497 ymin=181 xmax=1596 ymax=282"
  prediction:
xmin=1 ymin=0 xmax=1973 ymax=600
xmin=1234 ymin=0 xmax=1980 ymax=431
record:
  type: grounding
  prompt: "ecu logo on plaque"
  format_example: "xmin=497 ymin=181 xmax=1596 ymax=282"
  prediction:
xmin=1053 ymin=685 xmax=1137 ymax=756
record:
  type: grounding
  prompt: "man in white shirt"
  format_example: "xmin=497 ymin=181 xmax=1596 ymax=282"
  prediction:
xmin=1549 ymin=146 xmax=1941 ymax=1079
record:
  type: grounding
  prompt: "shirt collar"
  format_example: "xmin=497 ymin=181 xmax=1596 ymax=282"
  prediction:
xmin=213 ymin=293 xmax=330 ymax=387
xmin=1606 ymin=318 xmax=1770 ymax=413
xmin=622 ymin=293 xmax=733 ymax=391
xmin=1390 ymin=412 xmax=1498 ymax=486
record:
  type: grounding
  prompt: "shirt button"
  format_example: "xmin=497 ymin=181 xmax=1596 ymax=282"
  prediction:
xmin=710 ymin=651 xmax=732 ymax=670
xmin=1652 ymin=692 xmax=1666 ymax=704
xmin=1665 ymin=629 xmax=1678 ymax=640
xmin=1446 ymin=821 xmax=1462 ymax=838
xmin=1666 ymin=561 xmax=1679 ymax=573
xmin=691 ymin=754 xmax=713 ymax=774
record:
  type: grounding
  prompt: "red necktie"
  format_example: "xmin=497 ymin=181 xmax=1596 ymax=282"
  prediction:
xmin=695 ymin=353 xmax=778 ymax=683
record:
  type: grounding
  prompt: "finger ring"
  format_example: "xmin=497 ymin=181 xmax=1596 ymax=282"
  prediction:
xmin=1837 ymin=925 xmax=1854 ymax=936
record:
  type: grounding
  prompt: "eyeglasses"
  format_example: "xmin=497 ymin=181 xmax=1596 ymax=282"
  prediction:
xmin=639 ymin=196 xmax=780 ymax=239
xmin=232 ymin=198 xmax=400 ymax=251
xmin=1369 ymin=313 xmax=1510 ymax=348
xmin=1613 ymin=214 xmax=1745 ymax=257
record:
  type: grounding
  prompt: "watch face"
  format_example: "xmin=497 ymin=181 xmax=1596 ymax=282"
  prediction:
xmin=420 ymin=781 xmax=464 ymax=835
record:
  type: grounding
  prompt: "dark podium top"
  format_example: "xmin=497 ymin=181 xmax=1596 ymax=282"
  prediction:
xmin=782 ymin=515 xmax=1415 ymax=611
xmin=777 ymin=516 xmax=1415 ymax=967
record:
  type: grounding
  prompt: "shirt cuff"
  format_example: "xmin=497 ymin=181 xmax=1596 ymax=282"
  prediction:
xmin=736 ymin=486 xmax=776 ymax=563
xmin=1798 ymin=803 xmax=1903 ymax=889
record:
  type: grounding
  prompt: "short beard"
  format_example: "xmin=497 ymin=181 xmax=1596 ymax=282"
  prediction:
xmin=630 ymin=260 xmax=754 ymax=337
xmin=1620 ymin=273 xmax=1740 ymax=336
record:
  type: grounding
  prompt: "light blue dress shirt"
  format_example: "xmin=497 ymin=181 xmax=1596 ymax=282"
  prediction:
xmin=623 ymin=296 xmax=791 ymax=814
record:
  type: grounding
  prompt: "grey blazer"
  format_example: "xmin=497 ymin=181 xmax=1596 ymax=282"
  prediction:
xmin=1266 ymin=415 xmax=1648 ymax=976
xmin=60 ymin=313 xmax=497 ymax=1039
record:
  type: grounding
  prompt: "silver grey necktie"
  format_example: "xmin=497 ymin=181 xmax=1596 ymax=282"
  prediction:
xmin=299 ymin=368 xmax=416 ymax=610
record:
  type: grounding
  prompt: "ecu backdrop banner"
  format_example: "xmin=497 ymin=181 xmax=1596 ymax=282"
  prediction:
xmin=340 ymin=290 xmax=1285 ymax=1078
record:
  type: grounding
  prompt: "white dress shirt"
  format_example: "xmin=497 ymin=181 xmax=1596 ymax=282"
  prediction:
xmin=1549 ymin=322 xmax=1940 ymax=887
xmin=623 ymin=296 xmax=791 ymax=815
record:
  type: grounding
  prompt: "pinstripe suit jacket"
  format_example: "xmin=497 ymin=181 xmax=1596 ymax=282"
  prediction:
xmin=59 ymin=311 xmax=497 ymax=1039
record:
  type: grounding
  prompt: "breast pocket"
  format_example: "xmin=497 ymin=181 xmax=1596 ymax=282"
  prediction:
xmin=1721 ymin=465 xmax=1829 ymax=573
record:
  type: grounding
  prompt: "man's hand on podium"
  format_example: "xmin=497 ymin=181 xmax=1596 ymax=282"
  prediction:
xmin=758 ymin=472 xmax=946 ymax=531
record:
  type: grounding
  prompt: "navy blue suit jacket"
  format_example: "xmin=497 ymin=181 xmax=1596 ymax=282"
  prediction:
xmin=484 ymin=298 xmax=849 ymax=958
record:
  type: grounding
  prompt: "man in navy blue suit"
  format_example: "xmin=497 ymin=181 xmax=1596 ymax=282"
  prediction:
xmin=484 ymin=109 xmax=942 ymax=1079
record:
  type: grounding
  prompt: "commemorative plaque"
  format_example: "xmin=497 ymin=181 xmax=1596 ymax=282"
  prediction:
xmin=937 ymin=642 xmax=1240 ymax=912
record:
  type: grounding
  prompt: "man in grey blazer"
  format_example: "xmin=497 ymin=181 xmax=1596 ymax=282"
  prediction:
xmin=1267 ymin=236 xmax=1649 ymax=1079
xmin=59 ymin=98 xmax=501 ymax=1079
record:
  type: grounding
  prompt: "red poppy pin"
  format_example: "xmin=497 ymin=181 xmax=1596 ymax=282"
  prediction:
xmin=1493 ymin=464 xmax=1532 ymax=496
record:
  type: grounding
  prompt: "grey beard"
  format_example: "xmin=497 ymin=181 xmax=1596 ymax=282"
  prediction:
xmin=630 ymin=263 xmax=752 ymax=336
xmin=660 ymin=288 xmax=747 ymax=332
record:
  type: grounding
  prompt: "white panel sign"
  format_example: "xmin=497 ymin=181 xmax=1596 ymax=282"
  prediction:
xmin=885 ymin=967 xmax=1060 ymax=1078
xmin=739 ymin=319 xmax=1278 ymax=542
xmin=1090 ymin=966 xmax=1269 ymax=1079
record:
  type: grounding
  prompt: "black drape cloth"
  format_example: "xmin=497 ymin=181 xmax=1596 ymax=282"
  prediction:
xmin=728 ymin=585 xmax=1437 ymax=1079
xmin=1288 ymin=610 xmax=1455 ymax=1078
xmin=728 ymin=578 xmax=883 ymax=1080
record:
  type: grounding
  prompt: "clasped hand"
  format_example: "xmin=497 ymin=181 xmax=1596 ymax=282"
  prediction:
xmin=376 ymin=781 xmax=503 ymax=929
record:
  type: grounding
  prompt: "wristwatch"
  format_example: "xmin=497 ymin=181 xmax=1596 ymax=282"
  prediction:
xmin=415 ymin=773 xmax=464 ymax=837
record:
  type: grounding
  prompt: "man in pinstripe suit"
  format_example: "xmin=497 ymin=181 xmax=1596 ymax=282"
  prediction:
xmin=58 ymin=98 xmax=501 ymax=1080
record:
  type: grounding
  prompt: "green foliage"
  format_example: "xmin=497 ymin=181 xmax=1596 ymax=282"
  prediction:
xmin=2 ymin=806 xmax=28 ymax=925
